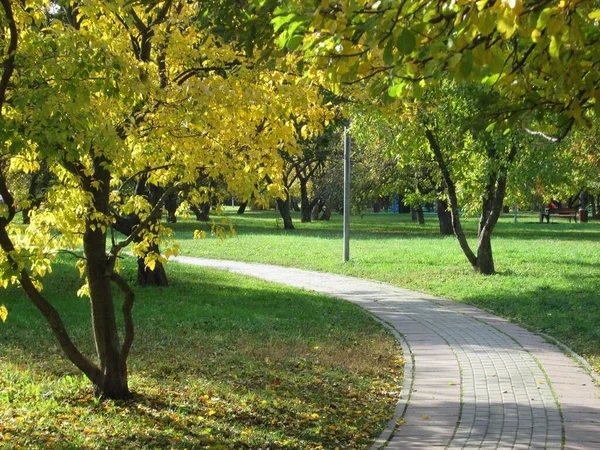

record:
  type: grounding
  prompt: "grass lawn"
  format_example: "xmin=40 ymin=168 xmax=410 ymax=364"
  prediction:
xmin=0 ymin=258 xmax=402 ymax=449
xmin=174 ymin=208 xmax=600 ymax=373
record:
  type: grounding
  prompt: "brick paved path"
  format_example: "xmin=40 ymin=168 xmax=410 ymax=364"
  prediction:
xmin=173 ymin=257 xmax=600 ymax=450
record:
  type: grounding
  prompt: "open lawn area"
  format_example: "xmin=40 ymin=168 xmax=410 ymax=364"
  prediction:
xmin=175 ymin=208 xmax=600 ymax=373
xmin=0 ymin=258 xmax=401 ymax=449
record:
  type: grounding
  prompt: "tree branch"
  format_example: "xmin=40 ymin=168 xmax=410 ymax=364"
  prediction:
xmin=0 ymin=0 xmax=17 ymax=111
xmin=110 ymin=185 xmax=176 ymax=256
xmin=110 ymin=272 xmax=135 ymax=364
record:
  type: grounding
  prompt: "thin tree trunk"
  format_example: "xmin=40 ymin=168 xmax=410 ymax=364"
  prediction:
xmin=300 ymin=179 xmax=312 ymax=223
xmin=237 ymin=201 xmax=248 ymax=214
xmin=426 ymin=128 xmax=478 ymax=268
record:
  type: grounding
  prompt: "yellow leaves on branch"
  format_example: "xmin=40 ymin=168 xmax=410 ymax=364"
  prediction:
xmin=0 ymin=305 xmax=7 ymax=323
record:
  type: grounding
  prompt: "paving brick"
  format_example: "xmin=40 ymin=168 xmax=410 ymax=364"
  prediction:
xmin=175 ymin=257 xmax=600 ymax=450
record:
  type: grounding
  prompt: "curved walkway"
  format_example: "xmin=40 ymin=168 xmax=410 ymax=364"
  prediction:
xmin=173 ymin=257 xmax=600 ymax=450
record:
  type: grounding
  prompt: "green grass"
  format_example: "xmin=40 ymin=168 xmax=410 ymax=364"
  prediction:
xmin=175 ymin=208 xmax=600 ymax=372
xmin=0 ymin=258 xmax=402 ymax=449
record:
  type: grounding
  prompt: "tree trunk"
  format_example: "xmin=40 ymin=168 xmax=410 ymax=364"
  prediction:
xmin=165 ymin=190 xmax=177 ymax=223
xmin=237 ymin=201 xmax=248 ymax=214
xmin=436 ymin=198 xmax=453 ymax=235
xmin=84 ymin=157 xmax=130 ymax=399
xmin=319 ymin=205 xmax=331 ymax=221
xmin=426 ymin=128 xmax=478 ymax=268
xmin=190 ymin=202 xmax=210 ymax=221
xmin=137 ymin=242 xmax=169 ymax=286
xmin=300 ymin=179 xmax=312 ymax=223
xmin=276 ymin=196 xmax=294 ymax=230
xmin=312 ymin=199 xmax=323 ymax=221
xmin=415 ymin=206 xmax=425 ymax=225
xmin=135 ymin=184 xmax=168 ymax=286
xmin=476 ymin=230 xmax=495 ymax=275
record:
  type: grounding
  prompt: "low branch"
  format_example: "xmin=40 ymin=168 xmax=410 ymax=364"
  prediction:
xmin=110 ymin=272 xmax=135 ymax=364
xmin=0 ymin=225 xmax=102 ymax=385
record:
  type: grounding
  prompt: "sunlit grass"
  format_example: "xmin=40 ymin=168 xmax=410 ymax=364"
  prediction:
xmin=0 ymin=258 xmax=402 ymax=449
xmin=176 ymin=208 xmax=600 ymax=372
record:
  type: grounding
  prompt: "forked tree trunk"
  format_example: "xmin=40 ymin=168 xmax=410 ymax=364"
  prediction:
xmin=426 ymin=128 xmax=516 ymax=275
xmin=276 ymin=196 xmax=294 ymax=230
xmin=190 ymin=202 xmax=210 ymax=221
xmin=319 ymin=206 xmax=331 ymax=221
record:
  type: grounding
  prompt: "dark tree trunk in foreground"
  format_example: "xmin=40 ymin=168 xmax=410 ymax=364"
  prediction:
xmin=437 ymin=197 xmax=453 ymax=235
xmin=84 ymin=156 xmax=131 ymax=398
xmin=426 ymin=128 xmax=516 ymax=275
xmin=276 ymin=196 xmax=294 ymax=230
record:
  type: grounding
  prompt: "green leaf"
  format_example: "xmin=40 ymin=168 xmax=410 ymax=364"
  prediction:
xmin=383 ymin=39 xmax=394 ymax=65
xmin=286 ymin=35 xmax=303 ymax=51
xmin=549 ymin=35 xmax=560 ymax=59
xmin=537 ymin=8 xmax=553 ymax=29
xmin=396 ymin=29 xmax=416 ymax=55
xmin=460 ymin=50 xmax=474 ymax=79
xmin=272 ymin=13 xmax=296 ymax=33
xmin=387 ymin=83 xmax=400 ymax=98
xmin=589 ymin=10 xmax=600 ymax=20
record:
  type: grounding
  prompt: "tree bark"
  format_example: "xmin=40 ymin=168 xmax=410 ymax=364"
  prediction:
xmin=237 ymin=201 xmax=248 ymax=214
xmin=164 ymin=190 xmax=177 ymax=223
xmin=476 ymin=229 xmax=495 ymax=275
xmin=84 ymin=156 xmax=130 ymax=398
xmin=190 ymin=202 xmax=210 ymax=221
xmin=426 ymin=128 xmax=478 ymax=268
xmin=319 ymin=205 xmax=331 ymax=221
xmin=436 ymin=197 xmax=453 ymax=235
xmin=415 ymin=206 xmax=425 ymax=225
xmin=300 ymin=178 xmax=312 ymax=223
xmin=276 ymin=196 xmax=294 ymax=230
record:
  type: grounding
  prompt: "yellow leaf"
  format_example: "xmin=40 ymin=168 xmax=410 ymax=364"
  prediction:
xmin=589 ymin=10 xmax=600 ymax=20
xmin=421 ymin=414 xmax=429 ymax=419
xmin=0 ymin=305 xmax=7 ymax=323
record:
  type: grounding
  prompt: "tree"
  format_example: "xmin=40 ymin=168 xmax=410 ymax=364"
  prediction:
xmin=275 ymin=0 xmax=599 ymax=133
xmin=0 ymin=0 xmax=332 ymax=398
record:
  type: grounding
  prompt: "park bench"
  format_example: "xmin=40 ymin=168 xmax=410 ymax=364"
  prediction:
xmin=539 ymin=207 xmax=578 ymax=223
